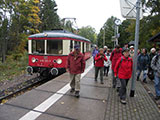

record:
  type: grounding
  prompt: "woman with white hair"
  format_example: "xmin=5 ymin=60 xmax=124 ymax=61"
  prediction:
xmin=103 ymin=46 xmax=108 ymax=53
xmin=148 ymin=48 xmax=157 ymax=80
xmin=129 ymin=46 xmax=134 ymax=59
xmin=150 ymin=48 xmax=156 ymax=60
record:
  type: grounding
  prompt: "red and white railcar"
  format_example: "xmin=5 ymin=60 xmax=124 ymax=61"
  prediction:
xmin=26 ymin=29 xmax=91 ymax=76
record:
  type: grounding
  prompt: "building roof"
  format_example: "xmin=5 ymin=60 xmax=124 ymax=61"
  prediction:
xmin=148 ymin=32 xmax=160 ymax=42
xmin=28 ymin=29 xmax=91 ymax=43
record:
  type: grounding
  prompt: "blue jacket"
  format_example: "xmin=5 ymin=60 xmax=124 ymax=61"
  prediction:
xmin=92 ymin=49 xmax=99 ymax=58
xmin=137 ymin=53 xmax=150 ymax=70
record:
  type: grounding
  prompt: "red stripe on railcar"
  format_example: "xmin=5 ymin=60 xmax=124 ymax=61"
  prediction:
xmin=28 ymin=37 xmax=91 ymax=43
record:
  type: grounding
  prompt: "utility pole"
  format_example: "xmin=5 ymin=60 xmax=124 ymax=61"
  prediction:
xmin=130 ymin=0 xmax=141 ymax=97
xmin=103 ymin=28 xmax=105 ymax=46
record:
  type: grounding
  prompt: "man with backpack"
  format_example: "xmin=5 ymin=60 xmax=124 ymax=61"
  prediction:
xmin=114 ymin=48 xmax=133 ymax=104
xmin=110 ymin=45 xmax=122 ymax=90
xmin=151 ymin=48 xmax=160 ymax=100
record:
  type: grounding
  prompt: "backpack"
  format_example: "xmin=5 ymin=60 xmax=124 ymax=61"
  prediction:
xmin=154 ymin=55 xmax=159 ymax=65
xmin=147 ymin=55 xmax=159 ymax=80
xmin=111 ymin=49 xmax=123 ymax=57
xmin=119 ymin=56 xmax=132 ymax=68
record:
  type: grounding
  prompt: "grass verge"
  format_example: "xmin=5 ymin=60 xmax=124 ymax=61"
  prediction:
xmin=0 ymin=52 xmax=28 ymax=82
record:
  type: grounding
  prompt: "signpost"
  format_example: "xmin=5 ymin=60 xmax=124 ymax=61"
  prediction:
xmin=120 ymin=0 xmax=143 ymax=19
xmin=120 ymin=0 xmax=143 ymax=97
xmin=114 ymin=19 xmax=121 ymax=47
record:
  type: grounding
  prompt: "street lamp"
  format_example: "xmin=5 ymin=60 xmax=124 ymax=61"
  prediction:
xmin=114 ymin=19 xmax=121 ymax=46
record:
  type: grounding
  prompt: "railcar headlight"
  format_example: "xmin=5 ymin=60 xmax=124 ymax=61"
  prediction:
xmin=56 ymin=59 xmax=62 ymax=64
xmin=32 ymin=57 xmax=36 ymax=63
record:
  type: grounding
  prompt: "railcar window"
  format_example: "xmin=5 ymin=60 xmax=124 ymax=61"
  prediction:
xmin=47 ymin=40 xmax=63 ymax=54
xmin=74 ymin=41 xmax=81 ymax=50
xmin=86 ymin=43 xmax=89 ymax=52
xmin=32 ymin=40 xmax=45 ymax=54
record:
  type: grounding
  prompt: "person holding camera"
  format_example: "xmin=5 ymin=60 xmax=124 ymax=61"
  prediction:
xmin=94 ymin=48 xmax=108 ymax=84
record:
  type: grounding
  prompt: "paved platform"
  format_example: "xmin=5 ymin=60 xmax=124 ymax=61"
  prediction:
xmin=0 ymin=58 xmax=160 ymax=120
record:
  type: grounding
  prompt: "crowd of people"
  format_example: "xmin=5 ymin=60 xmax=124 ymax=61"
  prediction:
xmin=65 ymin=43 xmax=160 ymax=105
xmin=92 ymin=43 xmax=160 ymax=104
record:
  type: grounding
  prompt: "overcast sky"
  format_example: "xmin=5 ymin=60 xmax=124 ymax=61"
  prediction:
xmin=56 ymin=0 xmax=125 ymax=33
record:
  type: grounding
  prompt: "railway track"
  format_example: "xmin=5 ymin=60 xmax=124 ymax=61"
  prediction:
xmin=0 ymin=72 xmax=65 ymax=104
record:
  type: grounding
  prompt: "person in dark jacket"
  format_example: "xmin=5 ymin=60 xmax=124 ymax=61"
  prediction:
xmin=137 ymin=48 xmax=150 ymax=83
xmin=114 ymin=48 xmax=133 ymax=104
xmin=122 ymin=43 xmax=129 ymax=52
xmin=92 ymin=46 xmax=99 ymax=65
xmin=66 ymin=44 xmax=85 ymax=98
xmin=110 ymin=45 xmax=122 ymax=89
xmin=95 ymin=48 xmax=108 ymax=84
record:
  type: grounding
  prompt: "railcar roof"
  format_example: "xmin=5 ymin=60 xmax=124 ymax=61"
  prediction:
xmin=29 ymin=30 xmax=91 ymax=43
xmin=148 ymin=32 xmax=160 ymax=42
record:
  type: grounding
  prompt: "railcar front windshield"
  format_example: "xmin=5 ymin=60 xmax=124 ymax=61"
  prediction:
xmin=31 ymin=39 xmax=63 ymax=55
xmin=47 ymin=40 xmax=63 ymax=54
xmin=32 ymin=40 xmax=45 ymax=54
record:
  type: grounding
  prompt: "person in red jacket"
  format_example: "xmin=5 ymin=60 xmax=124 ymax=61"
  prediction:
xmin=110 ymin=45 xmax=122 ymax=89
xmin=95 ymin=48 xmax=108 ymax=84
xmin=114 ymin=48 xmax=133 ymax=104
xmin=66 ymin=44 xmax=85 ymax=98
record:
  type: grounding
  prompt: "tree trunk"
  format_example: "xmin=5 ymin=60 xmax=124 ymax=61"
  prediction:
xmin=2 ymin=38 xmax=6 ymax=63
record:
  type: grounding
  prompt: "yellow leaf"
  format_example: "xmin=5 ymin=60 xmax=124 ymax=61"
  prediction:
xmin=61 ymin=102 xmax=64 ymax=105
xmin=1 ymin=99 xmax=8 ymax=104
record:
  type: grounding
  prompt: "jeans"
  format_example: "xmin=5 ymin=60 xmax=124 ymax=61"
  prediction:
xmin=104 ymin=66 xmax=110 ymax=75
xmin=93 ymin=57 xmax=95 ymax=65
xmin=137 ymin=69 xmax=147 ymax=81
xmin=119 ymin=79 xmax=129 ymax=100
xmin=95 ymin=67 xmax=104 ymax=81
xmin=112 ymin=70 xmax=121 ymax=88
xmin=154 ymin=74 xmax=160 ymax=97
xmin=70 ymin=74 xmax=81 ymax=91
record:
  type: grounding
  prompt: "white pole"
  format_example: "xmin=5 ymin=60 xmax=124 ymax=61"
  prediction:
xmin=116 ymin=26 xmax=119 ymax=45
xmin=130 ymin=0 xmax=141 ymax=97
